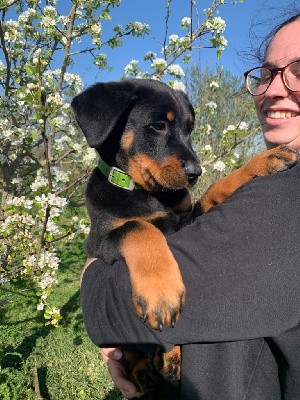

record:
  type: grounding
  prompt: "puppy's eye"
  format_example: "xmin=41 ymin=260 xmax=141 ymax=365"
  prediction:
xmin=149 ymin=122 xmax=167 ymax=132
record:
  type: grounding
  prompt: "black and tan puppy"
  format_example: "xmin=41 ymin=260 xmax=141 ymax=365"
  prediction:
xmin=72 ymin=79 xmax=298 ymax=396
xmin=73 ymin=79 xmax=201 ymax=328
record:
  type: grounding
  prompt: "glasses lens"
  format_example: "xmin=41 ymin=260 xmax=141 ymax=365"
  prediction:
xmin=246 ymin=67 xmax=271 ymax=95
xmin=284 ymin=60 xmax=300 ymax=92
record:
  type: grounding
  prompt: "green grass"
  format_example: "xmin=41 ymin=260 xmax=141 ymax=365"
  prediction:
xmin=0 ymin=241 xmax=125 ymax=400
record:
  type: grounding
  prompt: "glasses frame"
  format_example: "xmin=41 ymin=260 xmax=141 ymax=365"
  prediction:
xmin=244 ymin=59 xmax=300 ymax=96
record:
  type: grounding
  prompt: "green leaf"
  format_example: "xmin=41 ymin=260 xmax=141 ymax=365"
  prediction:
xmin=30 ymin=130 xmax=39 ymax=140
xmin=25 ymin=65 xmax=36 ymax=75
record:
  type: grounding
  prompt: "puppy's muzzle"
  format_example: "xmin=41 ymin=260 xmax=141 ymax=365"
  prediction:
xmin=183 ymin=160 xmax=202 ymax=185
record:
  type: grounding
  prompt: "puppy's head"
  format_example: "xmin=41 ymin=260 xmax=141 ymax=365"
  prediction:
xmin=71 ymin=79 xmax=201 ymax=191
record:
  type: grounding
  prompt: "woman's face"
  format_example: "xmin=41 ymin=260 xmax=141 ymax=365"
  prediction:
xmin=254 ymin=20 xmax=300 ymax=150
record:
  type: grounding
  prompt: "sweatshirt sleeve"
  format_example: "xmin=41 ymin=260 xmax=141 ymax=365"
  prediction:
xmin=80 ymin=163 xmax=300 ymax=348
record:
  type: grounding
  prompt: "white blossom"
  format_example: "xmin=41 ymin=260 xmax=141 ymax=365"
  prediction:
xmin=213 ymin=160 xmax=226 ymax=172
xmin=172 ymin=81 xmax=186 ymax=92
xmin=169 ymin=34 xmax=179 ymax=44
xmin=167 ymin=64 xmax=185 ymax=77
xmin=46 ymin=92 xmax=64 ymax=107
xmin=0 ymin=274 xmax=9 ymax=285
xmin=82 ymin=148 xmax=97 ymax=163
xmin=46 ymin=219 xmax=60 ymax=235
xmin=205 ymin=101 xmax=217 ymax=110
xmin=1 ymin=214 xmax=35 ymax=232
xmin=218 ymin=35 xmax=228 ymax=50
xmin=47 ymin=193 xmax=68 ymax=208
xmin=181 ymin=17 xmax=191 ymax=29
xmin=128 ymin=21 xmax=149 ymax=35
xmin=72 ymin=216 xmax=90 ymax=235
xmin=203 ymin=144 xmax=212 ymax=151
xmin=18 ymin=8 xmax=37 ymax=24
xmin=38 ymin=251 xmax=60 ymax=270
xmin=239 ymin=121 xmax=248 ymax=130
xmin=205 ymin=16 xmax=226 ymax=33
xmin=0 ymin=61 xmax=6 ymax=72
xmin=179 ymin=36 xmax=190 ymax=46
xmin=209 ymin=81 xmax=219 ymax=89
xmin=11 ymin=177 xmax=23 ymax=185
xmin=31 ymin=173 xmax=48 ymax=191
xmin=72 ymin=143 xmax=82 ymax=152
xmin=125 ymin=60 xmax=139 ymax=75
xmin=39 ymin=271 xmax=57 ymax=289
xmin=41 ymin=15 xmax=56 ymax=28
xmin=151 ymin=58 xmax=167 ymax=69
xmin=7 ymin=196 xmax=33 ymax=209
xmin=52 ymin=167 xmax=69 ymax=184
xmin=90 ymin=22 xmax=101 ymax=35
xmin=4 ymin=20 xmax=22 ymax=43
xmin=43 ymin=5 xmax=57 ymax=17
xmin=35 ymin=194 xmax=49 ymax=208
xmin=64 ymin=73 xmax=83 ymax=89
xmin=223 ymin=125 xmax=236 ymax=134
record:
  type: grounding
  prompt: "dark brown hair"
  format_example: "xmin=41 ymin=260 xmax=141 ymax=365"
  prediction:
xmin=256 ymin=12 xmax=300 ymax=63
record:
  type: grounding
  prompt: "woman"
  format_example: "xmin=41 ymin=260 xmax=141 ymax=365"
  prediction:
xmin=81 ymin=13 xmax=300 ymax=399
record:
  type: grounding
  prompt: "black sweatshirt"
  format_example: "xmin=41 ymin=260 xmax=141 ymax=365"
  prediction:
xmin=81 ymin=162 xmax=300 ymax=400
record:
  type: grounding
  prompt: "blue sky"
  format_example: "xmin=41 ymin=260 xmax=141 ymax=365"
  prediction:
xmin=1 ymin=1 xmax=295 ymax=86
xmin=74 ymin=0 xmax=292 ymax=86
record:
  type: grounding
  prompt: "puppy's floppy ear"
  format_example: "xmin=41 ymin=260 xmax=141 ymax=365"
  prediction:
xmin=175 ymin=90 xmax=195 ymax=119
xmin=71 ymin=81 xmax=136 ymax=148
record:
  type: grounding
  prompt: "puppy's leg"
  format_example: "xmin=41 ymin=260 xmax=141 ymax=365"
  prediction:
xmin=153 ymin=345 xmax=181 ymax=381
xmin=123 ymin=350 xmax=162 ymax=395
xmin=123 ymin=345 xmax=181 ymax=396
xmin=199 ymin=145 xmax=298 ymax=213
xmin=119 ymin=220 xmax=186 ymax=330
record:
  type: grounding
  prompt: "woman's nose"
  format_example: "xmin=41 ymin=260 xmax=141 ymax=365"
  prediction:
xmin=264 ymin=72 xmax=289 ymax=98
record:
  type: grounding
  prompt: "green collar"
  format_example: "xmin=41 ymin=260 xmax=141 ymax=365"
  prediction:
xmin=98 ymin=156 xmax=142 ymax=190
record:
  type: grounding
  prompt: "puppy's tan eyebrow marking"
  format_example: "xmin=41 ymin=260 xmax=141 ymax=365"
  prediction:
xmin=121 ymin=130 xmax=134 ymax=151
xmin=166 ymin=111 xmax=176 ymax=121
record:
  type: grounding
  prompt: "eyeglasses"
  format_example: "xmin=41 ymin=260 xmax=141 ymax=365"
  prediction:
xmin=244 ymin=59 xmax=300 ymax=96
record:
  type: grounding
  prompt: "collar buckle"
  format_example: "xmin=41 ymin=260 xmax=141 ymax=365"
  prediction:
xmin=108 ymin=166 xmax=136 ymax=191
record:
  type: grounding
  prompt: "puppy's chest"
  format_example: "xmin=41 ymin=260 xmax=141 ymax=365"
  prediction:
xmin=86 ymin=170 xmax=192 ymax=236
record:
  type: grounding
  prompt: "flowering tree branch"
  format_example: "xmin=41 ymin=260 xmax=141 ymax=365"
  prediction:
xmin=0 ymin=0 xmax=248 ymax=325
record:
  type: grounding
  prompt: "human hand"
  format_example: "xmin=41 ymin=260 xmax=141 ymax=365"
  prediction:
xmin=101 ymin=348 xmax=144 ymax=399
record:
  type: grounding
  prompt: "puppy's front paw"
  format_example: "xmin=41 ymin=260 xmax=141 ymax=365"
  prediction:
xmin=231 ymin=145 xmax=298 ymax=179
xmin=132 ymin=263 xmax=186 ymax=330
xmin=262 ymin=145 xmax=298 ymax=173
xmin=121 ymin=221 xmax=186 ymax=330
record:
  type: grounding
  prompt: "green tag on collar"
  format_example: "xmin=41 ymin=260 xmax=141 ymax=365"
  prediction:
xmin=98 ymin=156 xmax=142 ymax=191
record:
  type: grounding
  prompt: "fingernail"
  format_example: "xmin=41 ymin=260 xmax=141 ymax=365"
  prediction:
xmin=113 ymin=349 xmax=122 ymax=359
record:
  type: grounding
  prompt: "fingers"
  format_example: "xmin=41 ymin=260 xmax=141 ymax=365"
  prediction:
xmin=107 ymin=358 xmax=143 ymax=398
xmin=101 ymin=348 xmax=144 ymax=399
xmin=101 ymin=347 xmax=122 ymax=362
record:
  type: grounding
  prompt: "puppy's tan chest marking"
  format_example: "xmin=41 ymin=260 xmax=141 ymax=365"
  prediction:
xmin=111 ymin=211 xmax=168 ymax=230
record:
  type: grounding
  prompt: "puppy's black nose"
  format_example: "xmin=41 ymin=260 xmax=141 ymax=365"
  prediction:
xmin=184 ymin=161 xmax=202 ymax=184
